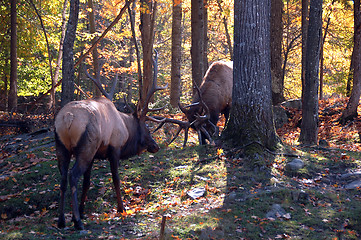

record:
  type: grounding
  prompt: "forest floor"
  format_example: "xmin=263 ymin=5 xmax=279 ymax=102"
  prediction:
xmin=0 ymin=96 xmax=361 ymax=240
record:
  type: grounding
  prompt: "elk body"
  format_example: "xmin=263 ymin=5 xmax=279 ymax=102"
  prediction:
xmin=55 ymin=97 xmax=160 ymax=229
xmin=180 ymin=61 xmax=233 ymax=144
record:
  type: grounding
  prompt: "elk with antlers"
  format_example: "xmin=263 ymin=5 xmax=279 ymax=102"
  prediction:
xmin=55 ymin=54 xmax=166 ymax=230
xmin=179 ymin=61 xmax=233 ymax=145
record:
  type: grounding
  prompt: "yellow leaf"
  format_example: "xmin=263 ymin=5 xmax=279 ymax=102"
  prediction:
xmin=1 ymin=213 xmax=7 ymax=219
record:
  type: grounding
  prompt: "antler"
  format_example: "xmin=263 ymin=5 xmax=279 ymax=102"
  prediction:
xmin=85 ymin=62 xmax=118 ymax=100
xmin=147 ymin=116 xmax=190 ymax=148
xmin=139 ymin=50 xmax=168 ymax=118
xmin=179 ymin=81 xmax=217 ymax=144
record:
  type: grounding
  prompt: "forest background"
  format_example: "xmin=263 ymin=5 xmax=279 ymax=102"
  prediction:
xmin=0 ymin=0 xmax=354 ymax=111
xmin=2 ymin=0 xmax=361 ymax=239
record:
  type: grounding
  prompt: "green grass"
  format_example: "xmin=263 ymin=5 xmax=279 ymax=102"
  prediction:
xmin=1 ymin=131 xmax=361 ymax=239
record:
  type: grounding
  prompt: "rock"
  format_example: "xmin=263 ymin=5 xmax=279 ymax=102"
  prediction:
xmin=266 ymin=204 xmax=291 ymax=220
xmin=285 ymin=158 xmax=305 ymax=172
xmin=292 ymin=190 xmax=309 ymax=204
xmin=187 ymin=187 xmax=206 ymax=199
xmin=273 ymin=105 xmax=289 ymax=129
xmin=345 ymin=180 xmax=361 ymax=190
xmin=319 ymin=139 xmax=329 ymax=147
xmin=280 ymin=99 xmax=302 ymax=110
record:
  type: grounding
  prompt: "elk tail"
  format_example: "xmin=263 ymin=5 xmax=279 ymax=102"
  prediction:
xmin=63 ymin=112 xmax=74 ymax=130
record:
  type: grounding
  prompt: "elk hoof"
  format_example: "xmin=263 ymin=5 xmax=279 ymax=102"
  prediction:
xmin=73 ymin=218 xmax=84 ymax=230
xmin=58 ymin=216 xmax=66 ymax=228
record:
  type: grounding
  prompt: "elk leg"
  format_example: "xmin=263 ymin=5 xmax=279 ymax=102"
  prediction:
xmin=69 ymin=160 xmax=89 ymax=230
xmin=79 ymin=159 xmax=94 ymax=219
xmin=56 ymin=136 xmax=71 ymax=229
xmin=109 ymin=147 xmax=125 ymax=213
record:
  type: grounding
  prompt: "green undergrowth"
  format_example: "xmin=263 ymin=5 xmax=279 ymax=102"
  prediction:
xmin=1 ymin=131 xmax=361 ymax=239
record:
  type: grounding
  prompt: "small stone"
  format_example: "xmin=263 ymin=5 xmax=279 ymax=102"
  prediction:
xmin=345 ymin=180 xmax=361 ymax=190
xmin=187 ymin=187 xmax=206 ymax=199
xmin=286 ymin=158 xmax=304 ymax=171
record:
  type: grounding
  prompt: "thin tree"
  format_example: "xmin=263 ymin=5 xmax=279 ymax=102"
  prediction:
xmin=28 ymin=0 xmax=57 ymax=111
xmin=271 ymin=0 xmax=284 ymax=105
xmin=340 ymin=0 xmax=361 ymax=123
xmin=61 ymin=0 xmax=80 ymax=107
xmin=8 ymin=0 xmax=17 ymax=112
xmin=222 ymin=0 xmax=280 ymax=157
xmin=216 ymin=0 xmax=233 ymax=60
xmin=52 ymin=0 xmax=68 ymax=110
xmin=170 ymin=0 xmax=182 ymax=107
xmin=299 ymin=0 xmax=323 ymax=145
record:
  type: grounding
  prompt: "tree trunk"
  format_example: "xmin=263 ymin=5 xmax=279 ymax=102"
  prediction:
xmin=8 ymin=0 xmax=17 ymax=112
xmin=222 ymin=0 xmax=280 ymax=157
xmin=346 ymin=51 xmax=354 ymax=97
xmin=271 ymin=0 xmax=284 ymax=105
xmin=191 ymin=0 xmax=207 ymax=96
xmin=88 ymin=0 xmax=101 ymax=97
xmin=126 ymin=2 xmax=136 ymax=104
xmin=301 ymin=0 xmax=309 ymax=102
xmin=52 ymin=0 xmax=68 ymax=111
xmin=140 ymin=0 xmax=157 ymax=107
xmin=61 ymin=0 xmax=80 ymax=107
xmin=170 ymin=0 xmax=182 ymax=108
xmin=319 ymin=17 xmax=331 ymax=100
xmin=340 ymin=0 xmax=361 ymax=123
xmin=299 ymin=0 xmax=322 ymax=145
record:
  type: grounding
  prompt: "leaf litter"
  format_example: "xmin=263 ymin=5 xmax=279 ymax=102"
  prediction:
xmin=0 ymin=97 xmax=361 ymax=239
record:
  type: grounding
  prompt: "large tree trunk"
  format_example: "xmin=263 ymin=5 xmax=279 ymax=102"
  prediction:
xmin=222 ymin=0 xmax=280 ymax=157
xmin=61 ymin=0 xmax=80 ymax=107
xmin=299 ymin=0 xmax=322 ymax=145
xmin=140 ymin=0 xmax=157 ymax=107
xmin=8 ymin=0 xmax=17 ymax=112
xmin=340 ymin=0 xmax=361 ymax=123
xmin=270 ymin=0 xmax=284 ymax=105
xmin=191 ymin=0 xmax=207 ymax=96
xmin=170 ymin=0 xmax=182 ymax=108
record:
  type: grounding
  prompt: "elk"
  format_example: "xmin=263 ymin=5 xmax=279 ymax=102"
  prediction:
xmin=55 ymin=55 xmax=166 ymax=230
xmin=179 ymin=61 xmax=233 ymax=145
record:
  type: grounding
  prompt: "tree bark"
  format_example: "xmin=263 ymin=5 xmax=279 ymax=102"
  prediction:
xmin=9 ymin=0 xmax=17 ymax=112
xmin=301 ymin=0 xmax=309 ymax=102
xmin=299 ymin=0 xmax=322 ymax=145
xmin=222 ymin=0 xmax=280 ymax=155
xmin=61 ymin=0 xmax=80 ymax=107
xmin=52 ymin=0 xmax=68 ymax=111
xmin=271 ymin=0 xmax=284 ymax=105
xmin=191 ymin=0 xmax=207 ymax=96
xmin=140 ymin=0 xmax=157 ymax=107
xmin=340 ymin=0 xmax=361 ymax=123
xmin=170 ymin=0 xmax=182 ymax=107
xmin=88 ymin=0 xmax=101 ymax=97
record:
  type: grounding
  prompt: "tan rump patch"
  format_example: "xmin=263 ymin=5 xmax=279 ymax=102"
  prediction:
xmin=64 ymin=112 xmax=74 ymax=129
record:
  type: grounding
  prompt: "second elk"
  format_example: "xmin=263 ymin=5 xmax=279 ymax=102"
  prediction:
xmin=180 ymin=61 xmax=233 ymax=145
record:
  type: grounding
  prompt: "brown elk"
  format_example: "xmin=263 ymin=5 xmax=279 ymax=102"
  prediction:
xmin=55 ymin=56 xmax=166 ymax=230
xmin=179 ymin=61 xmax=233 ymax=145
